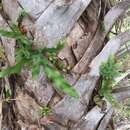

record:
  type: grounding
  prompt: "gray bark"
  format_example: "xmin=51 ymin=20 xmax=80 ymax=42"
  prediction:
xmin=1 ymin=0 xmax=130 ymax=130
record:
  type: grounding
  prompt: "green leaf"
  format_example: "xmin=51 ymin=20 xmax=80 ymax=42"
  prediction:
xmin=0 ymin=29 xmax=20 ymax=38
xmin=10 ymin=23 xmax=21 ymax=33
xmin=32 ymin=64 xmax=40 ymax=80
xmin=39 ymin=106 xmax=52 ymax=116
xmin=5 ymin=87 xmax=11 ymax=98
xmin=40 ymin=41 xmax=64 ymax=54
xmin=0 ymin=22 xmax=78 ymax=99
xmin=0 ymin=24 xmax=32 ymax=46
xmin=0 ymin=60 xmax=25 ymax=77
xmin=104 ymin=92 xmax=119 ymax=107
xmin=99 ymin=55 xmax=121 ymax=109
xmin=0 ymin=28 xmax=31 ymax=46
xmin=44 ymin=65 xmax=79 ymax=99
xmin=100 ymin=55 xmax=120 ymax=80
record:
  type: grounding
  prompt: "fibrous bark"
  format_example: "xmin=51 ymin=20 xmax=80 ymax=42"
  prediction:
xmin=0 ymin=0 xmax=130 ymax=130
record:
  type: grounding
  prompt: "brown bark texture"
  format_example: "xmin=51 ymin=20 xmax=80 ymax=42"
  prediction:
xmin=0 ymin=0 xmax=130 ymax=130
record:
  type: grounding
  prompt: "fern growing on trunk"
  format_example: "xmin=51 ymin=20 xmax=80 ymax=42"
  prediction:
xmin=0 ymin=22 xmax=79 ymax=99
xmin=99 ymin=55 xmax=120 ymax=106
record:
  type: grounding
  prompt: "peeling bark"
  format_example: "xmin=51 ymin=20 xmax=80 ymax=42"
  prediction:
xmin=73 ymin=0 xmax=130 ymax=74
xmin=90 ymin=29 xmax=130 ymax=76
xmin=1 ymin=0 xmax=130 ymax=130
xmin=71 ymin=101 xmax=112 ymax=130
xmin=97 ymin=108 xmax=113 ymax=130
xmin=0 ymin=14 xmax=15 ymax=66
xmin=35 ymin=0 xmax=92 ymax=47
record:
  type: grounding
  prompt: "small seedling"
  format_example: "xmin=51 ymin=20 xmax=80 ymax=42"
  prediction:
xmin=99 ymin=55 xmax=130 ymax=117
xmin=4 ymin=87 xmax=11 ymax=99
xmin=40 ymin=106 xmax=52 ymax=117
xmin=99 ymin=55 xmax=120 ymax=106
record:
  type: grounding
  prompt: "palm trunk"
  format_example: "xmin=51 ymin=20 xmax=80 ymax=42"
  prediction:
xmin=0 ymin=0 xmax=130 ymax=130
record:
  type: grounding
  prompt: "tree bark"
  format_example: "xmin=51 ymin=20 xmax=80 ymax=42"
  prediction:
xmin=0 ymin=0 xmax=130 ymax=130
